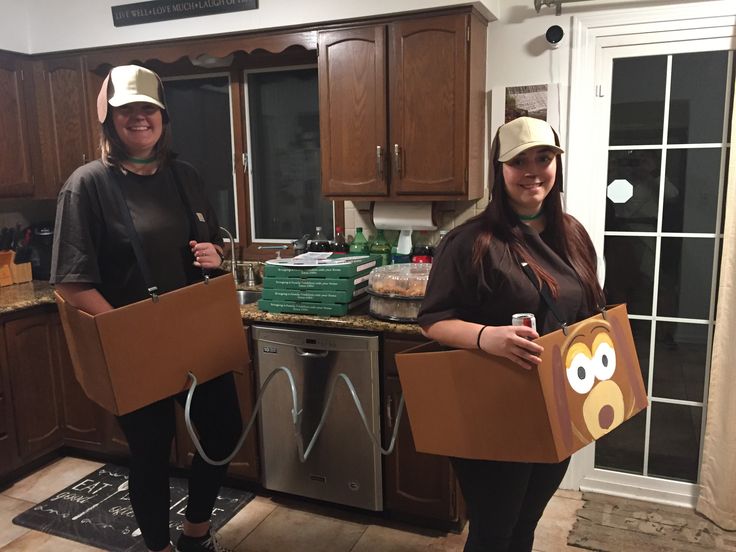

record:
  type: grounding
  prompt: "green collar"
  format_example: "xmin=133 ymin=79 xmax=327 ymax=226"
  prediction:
xmin=517 ymin=210 xmax=544 ymax=221
xmin=126 ymin=155 xmax=157 ymax=164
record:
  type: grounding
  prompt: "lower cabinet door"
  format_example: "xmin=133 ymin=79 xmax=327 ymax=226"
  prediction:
xmin=383 ymin=373 xmax=459 ymax=523
xmin=5 ymin=313 xmax=63 ymax=462
xmin=0 ymin=329 xmax=19 ymax=477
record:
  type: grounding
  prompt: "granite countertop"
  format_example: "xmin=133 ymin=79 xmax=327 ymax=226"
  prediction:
xmin=240 ymin=303 xmax=423 ymax=335
xmin=0 ymin=281 xmax=423 ymax=336
xmin=0 ymin=281 xmax=56 ymax=315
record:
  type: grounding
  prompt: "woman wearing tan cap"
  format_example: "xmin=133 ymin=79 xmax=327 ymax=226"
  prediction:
xmin=418 ymin=117 xmax=604 ymax=551
xmin=50 ymin=65 xmax=241 ymax=552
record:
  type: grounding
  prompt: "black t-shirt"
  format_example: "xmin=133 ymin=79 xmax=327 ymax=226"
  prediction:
xmin=417 ymin=217 xmax=597 ymax=336
xmin=50 ymin=159 xmax=223 ymax=308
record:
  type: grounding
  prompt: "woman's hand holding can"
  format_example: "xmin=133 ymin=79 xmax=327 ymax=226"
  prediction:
xmin=477 ymin=324 xmax=543 ymax=370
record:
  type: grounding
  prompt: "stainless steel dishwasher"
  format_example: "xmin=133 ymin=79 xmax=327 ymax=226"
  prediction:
xmin=252 ymin=325 xmax=382 ymax=511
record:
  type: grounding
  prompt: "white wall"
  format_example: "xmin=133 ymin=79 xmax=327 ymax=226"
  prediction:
xmin=484 ymin=0 xmax=715 ymax=141
xmin=9 ymin=0 xmax=497 ymax=54
xmin=0 ymin=0 xmax=29 ymax=52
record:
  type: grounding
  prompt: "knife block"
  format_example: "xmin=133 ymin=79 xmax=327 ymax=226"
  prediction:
xmin=0 ymin=251 xmax=32 ymax=285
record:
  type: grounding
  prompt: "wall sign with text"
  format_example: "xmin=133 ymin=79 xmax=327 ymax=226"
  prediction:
xmin=111 ymin=0 xmax=258 ymax=27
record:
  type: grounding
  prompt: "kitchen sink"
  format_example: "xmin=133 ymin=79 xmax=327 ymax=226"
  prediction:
xmin=236 ymin=289 xmax=262 ymax=305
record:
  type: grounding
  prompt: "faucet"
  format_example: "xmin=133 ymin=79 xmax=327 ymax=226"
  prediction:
xmin=257 ymin=244 xmax=288 ymax=259
xmin=243 ymin=264 xmax=257 ymax=287
xmin=218 ymin=226 xmax=238 ymax=283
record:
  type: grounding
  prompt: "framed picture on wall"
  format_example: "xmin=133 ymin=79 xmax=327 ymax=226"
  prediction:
xmin=490 ymin=83 xmax=562 ymax=142
xmin=505 ymin=84 xmax=548 ymax=121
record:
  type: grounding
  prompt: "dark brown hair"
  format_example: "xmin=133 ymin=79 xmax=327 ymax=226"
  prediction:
xmin=99 ymin=109 xmax=173 ymax=169
xmin=469 ymin=129 xmax=604 ymax=309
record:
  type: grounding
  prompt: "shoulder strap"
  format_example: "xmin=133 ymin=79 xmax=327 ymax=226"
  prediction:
xmin=520 ymin=261 xmax=568 ymax=332
xmin=108 ymin=167 xmax=159 ymax=300
xmin=169 ymin=162 xmax=210 ymax=244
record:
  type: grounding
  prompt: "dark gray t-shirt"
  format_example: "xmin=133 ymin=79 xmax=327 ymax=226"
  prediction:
xmin=417 ymin=217 xmax=597 ymax=336
xmin=50 ymin=159 xmax=223 ymax=308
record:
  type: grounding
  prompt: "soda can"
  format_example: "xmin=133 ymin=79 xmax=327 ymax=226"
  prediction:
xmin=512 ymin=313 xmax=537 ymax=332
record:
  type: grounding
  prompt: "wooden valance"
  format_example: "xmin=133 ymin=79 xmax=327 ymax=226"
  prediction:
xmin=85 ymin=29 xmax=317 ymax=73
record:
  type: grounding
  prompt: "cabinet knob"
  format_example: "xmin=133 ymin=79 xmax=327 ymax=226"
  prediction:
xmin=392 ymin=144 xmax=402 ymax=178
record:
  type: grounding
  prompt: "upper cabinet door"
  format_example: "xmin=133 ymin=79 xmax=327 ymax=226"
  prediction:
xmin=0 ymin=53 xmax=33 ymax=198
xmin=389 ymin=15 xmax=468 ymax=197
xmin=318 ymin=10 xmax=486 ymax=201
xmin=319 ymin=26 xmax=388 ymax=197
xmin=33 ymin=56 xmax=93 ymax=199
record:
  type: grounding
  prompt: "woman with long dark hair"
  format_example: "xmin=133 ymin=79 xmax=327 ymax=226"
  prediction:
xmin=418 ymin=116 xmax=604 ymax=552
xmin=51 ymin=65 xmax=241 ymax=552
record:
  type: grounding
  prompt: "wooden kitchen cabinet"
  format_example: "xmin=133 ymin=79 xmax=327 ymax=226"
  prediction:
xmin=4 ymin=312 xmax=64 ymax=462
xmin=0 ymin=51 xmax=34 ymax=198
xmin=0 ymin=327 xmax=20 ymax=479
xmin=318 ymin=9 xmax=486 ymax=201
xmin=382 ymin=336 xmax=464 ymax=527
xmin=30 ymin=55 xmax=95 ymax=199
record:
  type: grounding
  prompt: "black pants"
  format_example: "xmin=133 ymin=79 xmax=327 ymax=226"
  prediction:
xmin=451 ymin=457 xmax=570 ymax=552
xmin=117 ymin=373 xmax=243 ymax=551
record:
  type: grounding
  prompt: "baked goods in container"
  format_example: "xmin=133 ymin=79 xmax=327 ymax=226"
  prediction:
xmin=368 ymin=263 xmax=431 ymax=297
xmin=367 ymin=263 xmax=431 ymax=322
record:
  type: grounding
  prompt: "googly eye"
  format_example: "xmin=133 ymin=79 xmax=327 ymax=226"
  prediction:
xmin=593 ymin=341 xmax=616 ymax=381
xmin=566 ymin=353 xmax=595 ymax=395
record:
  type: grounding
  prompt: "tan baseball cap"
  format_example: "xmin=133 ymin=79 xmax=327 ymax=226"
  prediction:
xmin=497 ymin=116 xmax=564 ymax=162
xmin=96 ymin=65 xmax=167 ymax=123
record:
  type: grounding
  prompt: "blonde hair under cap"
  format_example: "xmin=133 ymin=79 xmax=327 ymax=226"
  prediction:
xmin=96 ymin=65 xmax=168 ymax=123
xmin=496 ymin=116 xmax=564 ymax=162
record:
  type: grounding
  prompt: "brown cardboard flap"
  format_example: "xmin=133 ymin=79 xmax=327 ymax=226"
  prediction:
xmin=56 ymin=274 xmax=249 ymax=415
xmin=56 ymin=295 xmax=117 ymax=410
xmin=396 ymin=342 xmax=559 ymax=462
xmin=396 ymin=304 xmax=648 ymax=463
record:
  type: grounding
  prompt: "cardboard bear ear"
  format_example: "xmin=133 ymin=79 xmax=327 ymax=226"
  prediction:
xmin=96 ymin=74 xmax=111 ymax=123
xmin=552 ymin=344 xmax=573 ymax=451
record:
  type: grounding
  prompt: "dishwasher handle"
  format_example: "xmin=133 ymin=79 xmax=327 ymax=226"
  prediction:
xmin=295 ymin=347 xmax=329 ymax=358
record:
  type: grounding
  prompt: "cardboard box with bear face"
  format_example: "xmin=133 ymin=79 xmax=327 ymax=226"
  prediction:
xmin=395 ymin=304 xmax=648 ymax=463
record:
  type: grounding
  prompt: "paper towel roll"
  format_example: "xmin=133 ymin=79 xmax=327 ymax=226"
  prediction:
xmin=372 ymin=202 xmax=436 ymax=231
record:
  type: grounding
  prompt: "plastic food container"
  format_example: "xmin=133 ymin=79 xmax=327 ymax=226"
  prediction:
xmin=367 ymin=263 xmax=431 ymax=323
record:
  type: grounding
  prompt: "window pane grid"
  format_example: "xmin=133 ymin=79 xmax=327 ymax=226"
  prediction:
xmin=601 ymin=50 xmax=733 ymax=482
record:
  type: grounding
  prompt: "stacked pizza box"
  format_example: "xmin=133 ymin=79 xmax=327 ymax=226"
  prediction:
xmin=258 ymin=254 xmax=378 ymax=316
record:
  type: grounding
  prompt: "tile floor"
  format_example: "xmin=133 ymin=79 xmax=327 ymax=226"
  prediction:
xmin=0 ymin=457 xmax=583 ymax=551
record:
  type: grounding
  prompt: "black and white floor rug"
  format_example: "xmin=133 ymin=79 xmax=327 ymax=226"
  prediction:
xmin=12 ymin=464 xmax=255 ymax=552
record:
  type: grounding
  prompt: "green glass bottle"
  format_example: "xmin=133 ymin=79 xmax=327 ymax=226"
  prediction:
xmin=369 ymin=229 xmax=391 ymax=267
xmin=349 ymin=227 xmax=370 ymax=255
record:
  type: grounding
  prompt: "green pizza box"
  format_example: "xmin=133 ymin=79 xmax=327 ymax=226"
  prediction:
xmin=262 ymin=273 xmax=371 ymax=292
xmin=257 ymin=295 xmax=369 ymax=316
xmin=263 ymin=254 xmax=378 ymax=279
xmin=261 ymin=285 xmax=367 ymax=304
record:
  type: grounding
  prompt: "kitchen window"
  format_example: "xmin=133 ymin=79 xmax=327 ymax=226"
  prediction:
xmin=244 ymin=66 xmax=333 ymax=244
xmin=164 ymin=73 xmax=238 ymax=238
xmin=157 ymin=53 xmax=339 ymax=258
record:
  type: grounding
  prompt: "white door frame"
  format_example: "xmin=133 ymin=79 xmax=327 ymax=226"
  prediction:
xmin=561 ymin=0 xmax=736 ymax=507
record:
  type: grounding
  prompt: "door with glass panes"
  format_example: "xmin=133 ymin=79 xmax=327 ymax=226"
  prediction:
xmin=578 ymin=43 xmax=733 ymax=503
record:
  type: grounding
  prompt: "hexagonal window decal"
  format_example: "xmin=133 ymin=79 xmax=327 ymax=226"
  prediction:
xmin=607 ymin=179 xmax=633 ymax=203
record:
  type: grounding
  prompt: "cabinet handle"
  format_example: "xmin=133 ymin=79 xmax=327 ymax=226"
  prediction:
xmin=392 ymin=144 xmax=402 ymax=178
xmin=82 ymin=153 xmax=87 ymax=164
xmin=386 ymin=394 xmax=394 ymax=432
xmin=376 ymin=146 xmax=384 ymax=181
